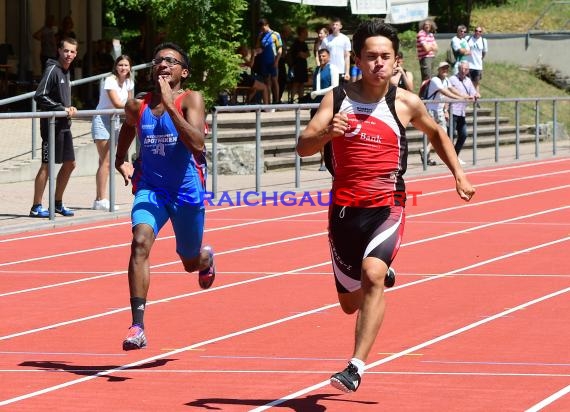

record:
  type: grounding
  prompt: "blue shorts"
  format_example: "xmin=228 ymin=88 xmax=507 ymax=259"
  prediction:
xmin=132 ymin=188 xmax=205 ymax=259
xmin=259 ymin=61 xmax=278 ymax=78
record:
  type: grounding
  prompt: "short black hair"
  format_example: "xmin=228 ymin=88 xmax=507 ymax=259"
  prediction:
xmin=153 ymin=42 xmax=190 ymax=69
xmin=352 ymin=19 xmax=399 ymax=57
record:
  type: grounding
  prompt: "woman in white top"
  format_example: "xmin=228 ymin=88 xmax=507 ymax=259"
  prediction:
xmin=91 ymin=55 xmax=134 ymax=211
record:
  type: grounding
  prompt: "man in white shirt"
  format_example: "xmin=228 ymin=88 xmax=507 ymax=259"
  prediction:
xmin=321 ymin=17 xmax=351 ymax=83
xmin=450 ymin=24 xmax=471 ymax=75
xmin=466 ymin=26 xmax=488 ymax=93
xmin=421 ymin=61 xmax=469 ymax=166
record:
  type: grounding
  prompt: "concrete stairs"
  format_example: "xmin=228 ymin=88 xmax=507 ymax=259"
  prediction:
xmin=0 ymin=106 xmax=538 ymax=183
xmin=210 ymin=106 xmax=537 ymax=171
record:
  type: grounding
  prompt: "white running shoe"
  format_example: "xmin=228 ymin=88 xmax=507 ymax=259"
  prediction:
xmin=92 ymin=199 xmax=110 ymax=211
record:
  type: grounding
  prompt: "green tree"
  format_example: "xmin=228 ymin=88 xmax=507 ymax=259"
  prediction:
xmin=105 ymin=0 xmax=248 ymax=108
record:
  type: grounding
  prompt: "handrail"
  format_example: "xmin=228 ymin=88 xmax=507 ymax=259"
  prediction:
xmin=0 ymin=62 xmax=152 ymax=107
xmin=0 ymin=61 xmax=151 ymax=160
xmin=0 ymin=96 xmax=568 ymax=208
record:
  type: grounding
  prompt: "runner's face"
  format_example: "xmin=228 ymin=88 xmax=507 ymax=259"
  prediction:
xmin=152 ymin=49 xmax=188 ymax=86
xmin=355 ymin=36 xmax=395 ymax=84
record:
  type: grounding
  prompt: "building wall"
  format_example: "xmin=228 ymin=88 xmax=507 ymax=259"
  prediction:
xmin=436 ymin=32 xmax=570 ymax=79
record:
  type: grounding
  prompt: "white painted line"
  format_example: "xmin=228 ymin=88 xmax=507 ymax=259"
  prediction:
xmin=0 ymin=369 xmax=569 ymax=377
xmin=525 ymin=384 xmax=570 ymax=411
xmin=2 ymin=236 xmax=569 ymax=406
xmin=0 ymin=159 xmax=567 ymax=244
xmin=1 ymin=182 xmax=568 ymax=270
xmin=250 ymin=284 xmax=570 ymax=411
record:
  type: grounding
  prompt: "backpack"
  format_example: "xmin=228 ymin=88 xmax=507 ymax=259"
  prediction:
xmin=446 ymin=47 xmax=456 ymax=66
xmin=418 ymin=78 xmax=437 ymax=100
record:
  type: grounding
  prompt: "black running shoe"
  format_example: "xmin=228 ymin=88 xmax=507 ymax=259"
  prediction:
xmin=385 ymin=267 xmax=396 ymax=288
xmin=330 ymin=362 xmax=361 ymax=393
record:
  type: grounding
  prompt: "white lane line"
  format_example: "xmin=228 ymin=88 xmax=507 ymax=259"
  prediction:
xmin=0 ymin=209 xmax=327 ymax=268
xmin=1 ymin=160 xmax=567 ymax=244
xmin=1 ymin=236 xmax=569 ymax=406
xmin=525 ymin=384 xmax=570 ymax=411
xmin=2 ymin=198 xmax=569 ymax=299
xmin=1 ymin=369 xmax=569 ymax=378
xmin=250 ymin=283 xmax=570 ymax=411
xmin=0 ymin=260 xmax=329 ymax=341
xmin=2 ymin=182 xmax=568 ymax=269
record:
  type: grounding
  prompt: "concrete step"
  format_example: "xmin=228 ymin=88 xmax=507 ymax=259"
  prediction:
xmin=213 ymin=117 xmax=513 ymax=145
xmin=263 ymin=132 xmax=539 ymax=171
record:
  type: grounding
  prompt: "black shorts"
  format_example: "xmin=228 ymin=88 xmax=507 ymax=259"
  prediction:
xmin=469 ymin=69 xmax=482 ymax=83
xmin=328 ymin=204 xmax=405 ymax=293
xmin=40 ymin=119 xmax=75 ymax=164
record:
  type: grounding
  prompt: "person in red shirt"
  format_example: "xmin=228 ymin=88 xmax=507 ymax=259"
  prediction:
xmin=297 ymin=19 xmax=475 ymax=393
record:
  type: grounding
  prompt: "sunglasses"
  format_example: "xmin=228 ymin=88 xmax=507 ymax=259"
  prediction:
xmin=152 ymin=56 xmax=184 ymax=67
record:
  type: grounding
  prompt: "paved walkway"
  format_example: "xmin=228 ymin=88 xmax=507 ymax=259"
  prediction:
xmin=1 ymin=139 xmax=567 ymax=235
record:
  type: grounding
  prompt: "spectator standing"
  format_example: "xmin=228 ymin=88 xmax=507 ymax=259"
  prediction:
xmin=255 ymin=18 xmax=283 ymax=104
xmin=278 ymin=24 xmax=293 ymax=103
xmin=313 ymin=26 xmax=329 ymax=66
xmin=466 ymin=26 xmax=488 ymax=93
xmin=30 ymin=38 xmax=79 ymax=218
xmin=289 ymin=26 xmax=310 ymax=103
xmin=421 ymin=61 xmax=469 ymax=166
xmin=450 ymin=25 xmax=471 ymax=74
xmin=416 ymin=19 xmax=438 ymax=81
xmin=91 ymin=55 xmax=134 ymax=211
xmin=33 ymin=14 xmax=58 ymax=73
xmin=448 ymin=61 xmax=479 ymax=164
xmin=115 ymin=42 xmax=216 ymax=351
xmin=309 ymin=48 xmax=339 ymax=171
xmin=296 ymin=19 xmax=475 ymax=393
xmin=322 ymin=17 xmax=351 ymax=83
xmin=390 ymin=51 xmax=413 ymax=91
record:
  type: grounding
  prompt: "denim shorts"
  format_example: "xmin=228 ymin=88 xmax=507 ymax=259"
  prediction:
xmin=92 ymin=115 xmax=120 ymax=141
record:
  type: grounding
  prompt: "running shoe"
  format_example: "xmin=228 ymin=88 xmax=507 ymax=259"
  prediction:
xmin=122 ymin=325 xmax=147 ymax=351
xmin=92 ymin=199 xmax=110 ymax=211
xmin=384 ymin=267 xmax=396 ymax=288
xmin=330 ymin=362 xmax=361 ymax=393
xmin=198 ymin=246 xmax=216 ymax=289
xmin=55 ymin=204 xmax=75 ymax=216
xmin=29 ymin=204 xmax=49 ymax=218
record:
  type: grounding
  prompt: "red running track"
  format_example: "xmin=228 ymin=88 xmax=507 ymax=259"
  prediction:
xmin=0 ymin=157 xmax=569 ymax=411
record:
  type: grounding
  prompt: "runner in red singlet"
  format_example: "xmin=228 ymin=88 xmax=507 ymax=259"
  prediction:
xmin=297 ymin=19 xmax=475 ymax=393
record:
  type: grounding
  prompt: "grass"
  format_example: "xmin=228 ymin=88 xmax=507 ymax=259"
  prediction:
xmin=471 ymin=0 xmax=570 ymax=32
xmin=398 ymin=45 xmax=570 ymax=131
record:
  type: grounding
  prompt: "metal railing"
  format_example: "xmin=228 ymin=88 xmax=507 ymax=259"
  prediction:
xmin=0 ymin=95 xmax=568 ymax=218
xmin=0 ymin=62 xmax=152 ymax=160
xmin=0 ymin=108 xmax=124 ymax=220
xmin=210 ymin=96 xmax=569 ymax=196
